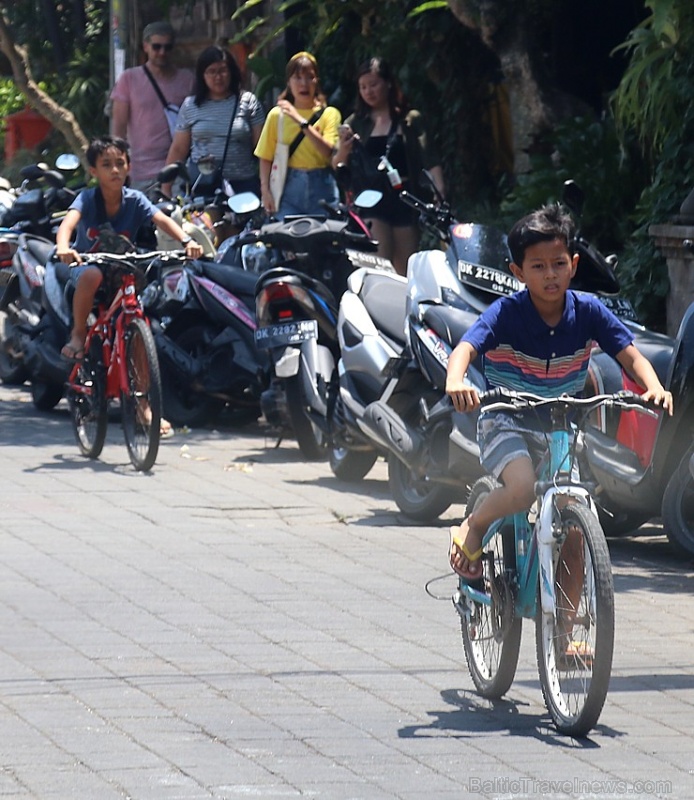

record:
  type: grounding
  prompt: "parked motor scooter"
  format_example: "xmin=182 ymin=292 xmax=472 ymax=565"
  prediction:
xmin=330 ymin=226 xmax=487 ymax=518
xmin=0 ymin=155 xmax=82 ymax=389
xmin=147 ymin=161 xmax=245 ymax=257
xmin=582 ymin=297 xmax=694 ymax=554
xmin=249 ymin=191 xmax=383 ymax=459
xmin=328 ymin=181 xmax=641 ymax=521
xmin=140 ymin=244 xmax=267 ymax=428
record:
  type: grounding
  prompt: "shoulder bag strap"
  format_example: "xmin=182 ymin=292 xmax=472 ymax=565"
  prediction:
xmin=288 ymin=108 xmax=325 ymax=159
xmin=219 ymin=94 xmax=241 ymax=171
xmin=142 ymin=64 xmax=171 ymax=110
xmin=382 ymin=118 xmax=399 ymax=161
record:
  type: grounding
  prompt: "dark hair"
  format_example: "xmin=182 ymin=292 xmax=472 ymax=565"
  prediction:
xmin=279 ymin=52 xmax=326 ymax=108
xmin=354 ymin=57 xmax=406 ymax=119
xmin=507 ymin=203 xmax=575 ymax=267
xmin=86 ymin=136 xmax=130 ymax=167
xmin=193 ymin=46 xmax=242 ymax=105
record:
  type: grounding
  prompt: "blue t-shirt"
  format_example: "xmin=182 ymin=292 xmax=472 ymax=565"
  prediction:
xmin=461 ymin=289 xmax=633 ymax=397
xmin=69 ymin=186 xmax=158 ymax=252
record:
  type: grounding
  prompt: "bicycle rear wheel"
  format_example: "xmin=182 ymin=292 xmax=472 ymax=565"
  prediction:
xmin=67 ymin=334 xmax=108 ymax=459
xmin=460 ymin=476 xmax=522 ymax=698
xmin=121 ymin=317 xmax=162 ymax=471
xmin=536 ymin=502 xmax=614 ymax=737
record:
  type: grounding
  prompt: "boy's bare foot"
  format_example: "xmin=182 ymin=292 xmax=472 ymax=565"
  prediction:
xmin=449 ymin=518 xmax=484 ymax=580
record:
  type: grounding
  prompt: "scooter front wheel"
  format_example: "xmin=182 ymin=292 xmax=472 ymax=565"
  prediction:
xmin=662 ymin=448 xmax=694 ymax=558
xmin=388 ymin=454 xmax=456 ymax=521
xmin=329 ymin=445 xmax=378 ymax=482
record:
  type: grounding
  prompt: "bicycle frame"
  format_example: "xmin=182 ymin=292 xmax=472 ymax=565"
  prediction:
xmin=457 ymin=411 xmax=597 ymax=621
xmin=68 ymin=270 xmax=147 ymax=399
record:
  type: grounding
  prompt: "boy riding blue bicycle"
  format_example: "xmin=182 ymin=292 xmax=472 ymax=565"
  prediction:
xmin=445 ymin=203 xmax=673 ymax=583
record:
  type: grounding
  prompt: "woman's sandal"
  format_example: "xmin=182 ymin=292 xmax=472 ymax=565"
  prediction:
xmin=449 ymin=525 xmax=484 ymax=581
xmin=160 ymin=418 xmax=174 ymax=439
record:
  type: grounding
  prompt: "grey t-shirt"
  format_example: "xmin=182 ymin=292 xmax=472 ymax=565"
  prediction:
xmin=176 ymin=90 xmax=266 ymax=181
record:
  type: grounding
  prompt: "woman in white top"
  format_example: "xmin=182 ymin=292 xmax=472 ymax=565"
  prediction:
xmin=165 ymin=46 xmax=265 ymax=196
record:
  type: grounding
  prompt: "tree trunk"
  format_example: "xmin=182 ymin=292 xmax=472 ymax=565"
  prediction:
xmin=0 ymin=11 xmax=90 ymax=173
xmin=447 ymin=0 xmax=560 ymax=173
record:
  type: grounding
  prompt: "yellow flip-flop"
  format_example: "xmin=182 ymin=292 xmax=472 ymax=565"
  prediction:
xmin=449 ymin=526 xmax=483 ymax=580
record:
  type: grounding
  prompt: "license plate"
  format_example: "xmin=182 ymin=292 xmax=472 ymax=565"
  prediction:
xmin=254 ymin=319 xmax=318 ymax=349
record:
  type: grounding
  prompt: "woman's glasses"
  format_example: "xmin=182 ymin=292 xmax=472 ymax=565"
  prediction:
xmin=205 ymin=65 xmax=230 ymax=78
xmin=151 ymin=42 xmax=174 ymax=52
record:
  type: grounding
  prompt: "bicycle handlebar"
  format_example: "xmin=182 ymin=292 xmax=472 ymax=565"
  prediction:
xmin=478 ymin=388 xmax=659 ymax=417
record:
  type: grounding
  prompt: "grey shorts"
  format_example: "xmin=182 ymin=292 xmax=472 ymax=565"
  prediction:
xmin=477 ymin=411 xmax=550 ymax=480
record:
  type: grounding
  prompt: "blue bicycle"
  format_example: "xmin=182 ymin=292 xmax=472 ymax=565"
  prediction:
xmin=453 ymin=388 xmax=656 ymax=736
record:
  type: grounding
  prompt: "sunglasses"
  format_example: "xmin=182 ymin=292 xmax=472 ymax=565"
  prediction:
xmin=150 ymin=42 xmax=173 ymax=52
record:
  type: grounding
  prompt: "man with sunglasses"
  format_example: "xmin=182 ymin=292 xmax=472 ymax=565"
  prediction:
xmin=110 ymin=21 xmax=193 ymax=190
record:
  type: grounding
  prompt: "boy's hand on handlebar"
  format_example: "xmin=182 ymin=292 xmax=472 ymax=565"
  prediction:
xmin=56 ymin=247 xmax=82 ymax=265
xmin=184 ymin=240 xmax=204 ymax=259
xmin=446 ymin=380 xmax=480 ymax=412
xmin=641 ymin=387 xmax=674 ymax=416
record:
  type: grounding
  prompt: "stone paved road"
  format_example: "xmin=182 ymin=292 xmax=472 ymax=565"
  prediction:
xmin=0 ymin=383 xmax=693 ymax=799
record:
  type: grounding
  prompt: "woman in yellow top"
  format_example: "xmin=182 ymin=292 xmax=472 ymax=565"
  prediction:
xmin=254 ymin=52 xmax=341 ymax=218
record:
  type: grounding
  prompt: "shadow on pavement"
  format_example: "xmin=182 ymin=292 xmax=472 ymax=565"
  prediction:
xmin=397 ymin=688 xmax=618 ymax=744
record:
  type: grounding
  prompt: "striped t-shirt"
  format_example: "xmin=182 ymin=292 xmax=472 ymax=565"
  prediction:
xmin=176 ymin=91 xmax=266 ymax=181
xmin=461 ymin=289 xmax=633 ymax=397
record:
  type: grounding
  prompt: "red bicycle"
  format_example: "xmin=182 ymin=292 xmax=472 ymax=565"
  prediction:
xmin=65 ymin=251 xmax=163 ymax=471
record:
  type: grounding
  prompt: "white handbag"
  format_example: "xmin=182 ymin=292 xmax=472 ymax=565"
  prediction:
xmin=269 ymin=114 xmax=289 ymax=208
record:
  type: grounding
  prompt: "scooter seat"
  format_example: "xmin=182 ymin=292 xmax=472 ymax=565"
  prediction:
xmin=422 ymin=304 xmax=480 ymax=348
xmin=628 ymin=325 xmax=675 ymax=385
xmin=199 ymin=260 xmax=257 ymax=307
xmin=360 ymin=272 xmax=408 ymax=345
xmin=23 ymin=235 xmax=55 ymax=266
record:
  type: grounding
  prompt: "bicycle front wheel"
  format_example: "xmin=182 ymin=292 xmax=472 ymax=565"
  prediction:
xmin=121 ymin=317 xmax=162 ymax=471
xmin=67 ymin=334 xmax=108 ymax=459
xmin=460 ymin=476 xmax=522 ymax=699
xmin=536 ymin=502 xmax=614 ymax=737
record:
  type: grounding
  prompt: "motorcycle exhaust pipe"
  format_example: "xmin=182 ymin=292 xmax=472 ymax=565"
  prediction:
xmin=7 ymin=301 xmax=40 ymax=328
xmin=359 ymin=400 xmax=422 ymax=469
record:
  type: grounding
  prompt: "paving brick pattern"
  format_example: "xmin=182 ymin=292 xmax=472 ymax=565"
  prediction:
xmin=0 ymin=384 xmax=693 ymax=799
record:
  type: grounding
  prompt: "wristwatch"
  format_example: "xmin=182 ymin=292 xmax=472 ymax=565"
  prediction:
xmin=300 ymin=119 xmax=310 ymax=130
xmin=180 ymin=235 xmax=193 ymax=246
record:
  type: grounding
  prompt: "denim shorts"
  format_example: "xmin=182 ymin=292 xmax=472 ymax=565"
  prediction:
xmin=278 ymin=168 xmax=338 ymax=218
xmin=478 ymin=411 xmax=550 ymax=479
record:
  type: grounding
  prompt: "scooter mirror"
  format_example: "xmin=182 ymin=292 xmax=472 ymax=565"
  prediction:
xmin=157 ymin=162 xmax=184 ymax=184
xmin=20 ymin=164 xmax=47 ymax=181
xmin=354 ymin=189 xmax=382 ymax=209
xmin=562 ymin=180 xmax=585 ymax=216
xmin=228 ymin=192 xmax=261 ymax=215
xmin=55 ymin=153 xmax=81 ymax=171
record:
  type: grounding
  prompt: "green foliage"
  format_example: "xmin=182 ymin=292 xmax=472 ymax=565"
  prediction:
xmin=0 ymin=79 xmax=26 ymax=118
xmin=1 ymin=1 xmax=109 ymax=151
xmin=611 ymin=0 xmax=691 ymax=159
xmin=610 ymin=0 xmax=694 ymax=330
xmin=498 ymin=116 xmax=646 ymax=255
